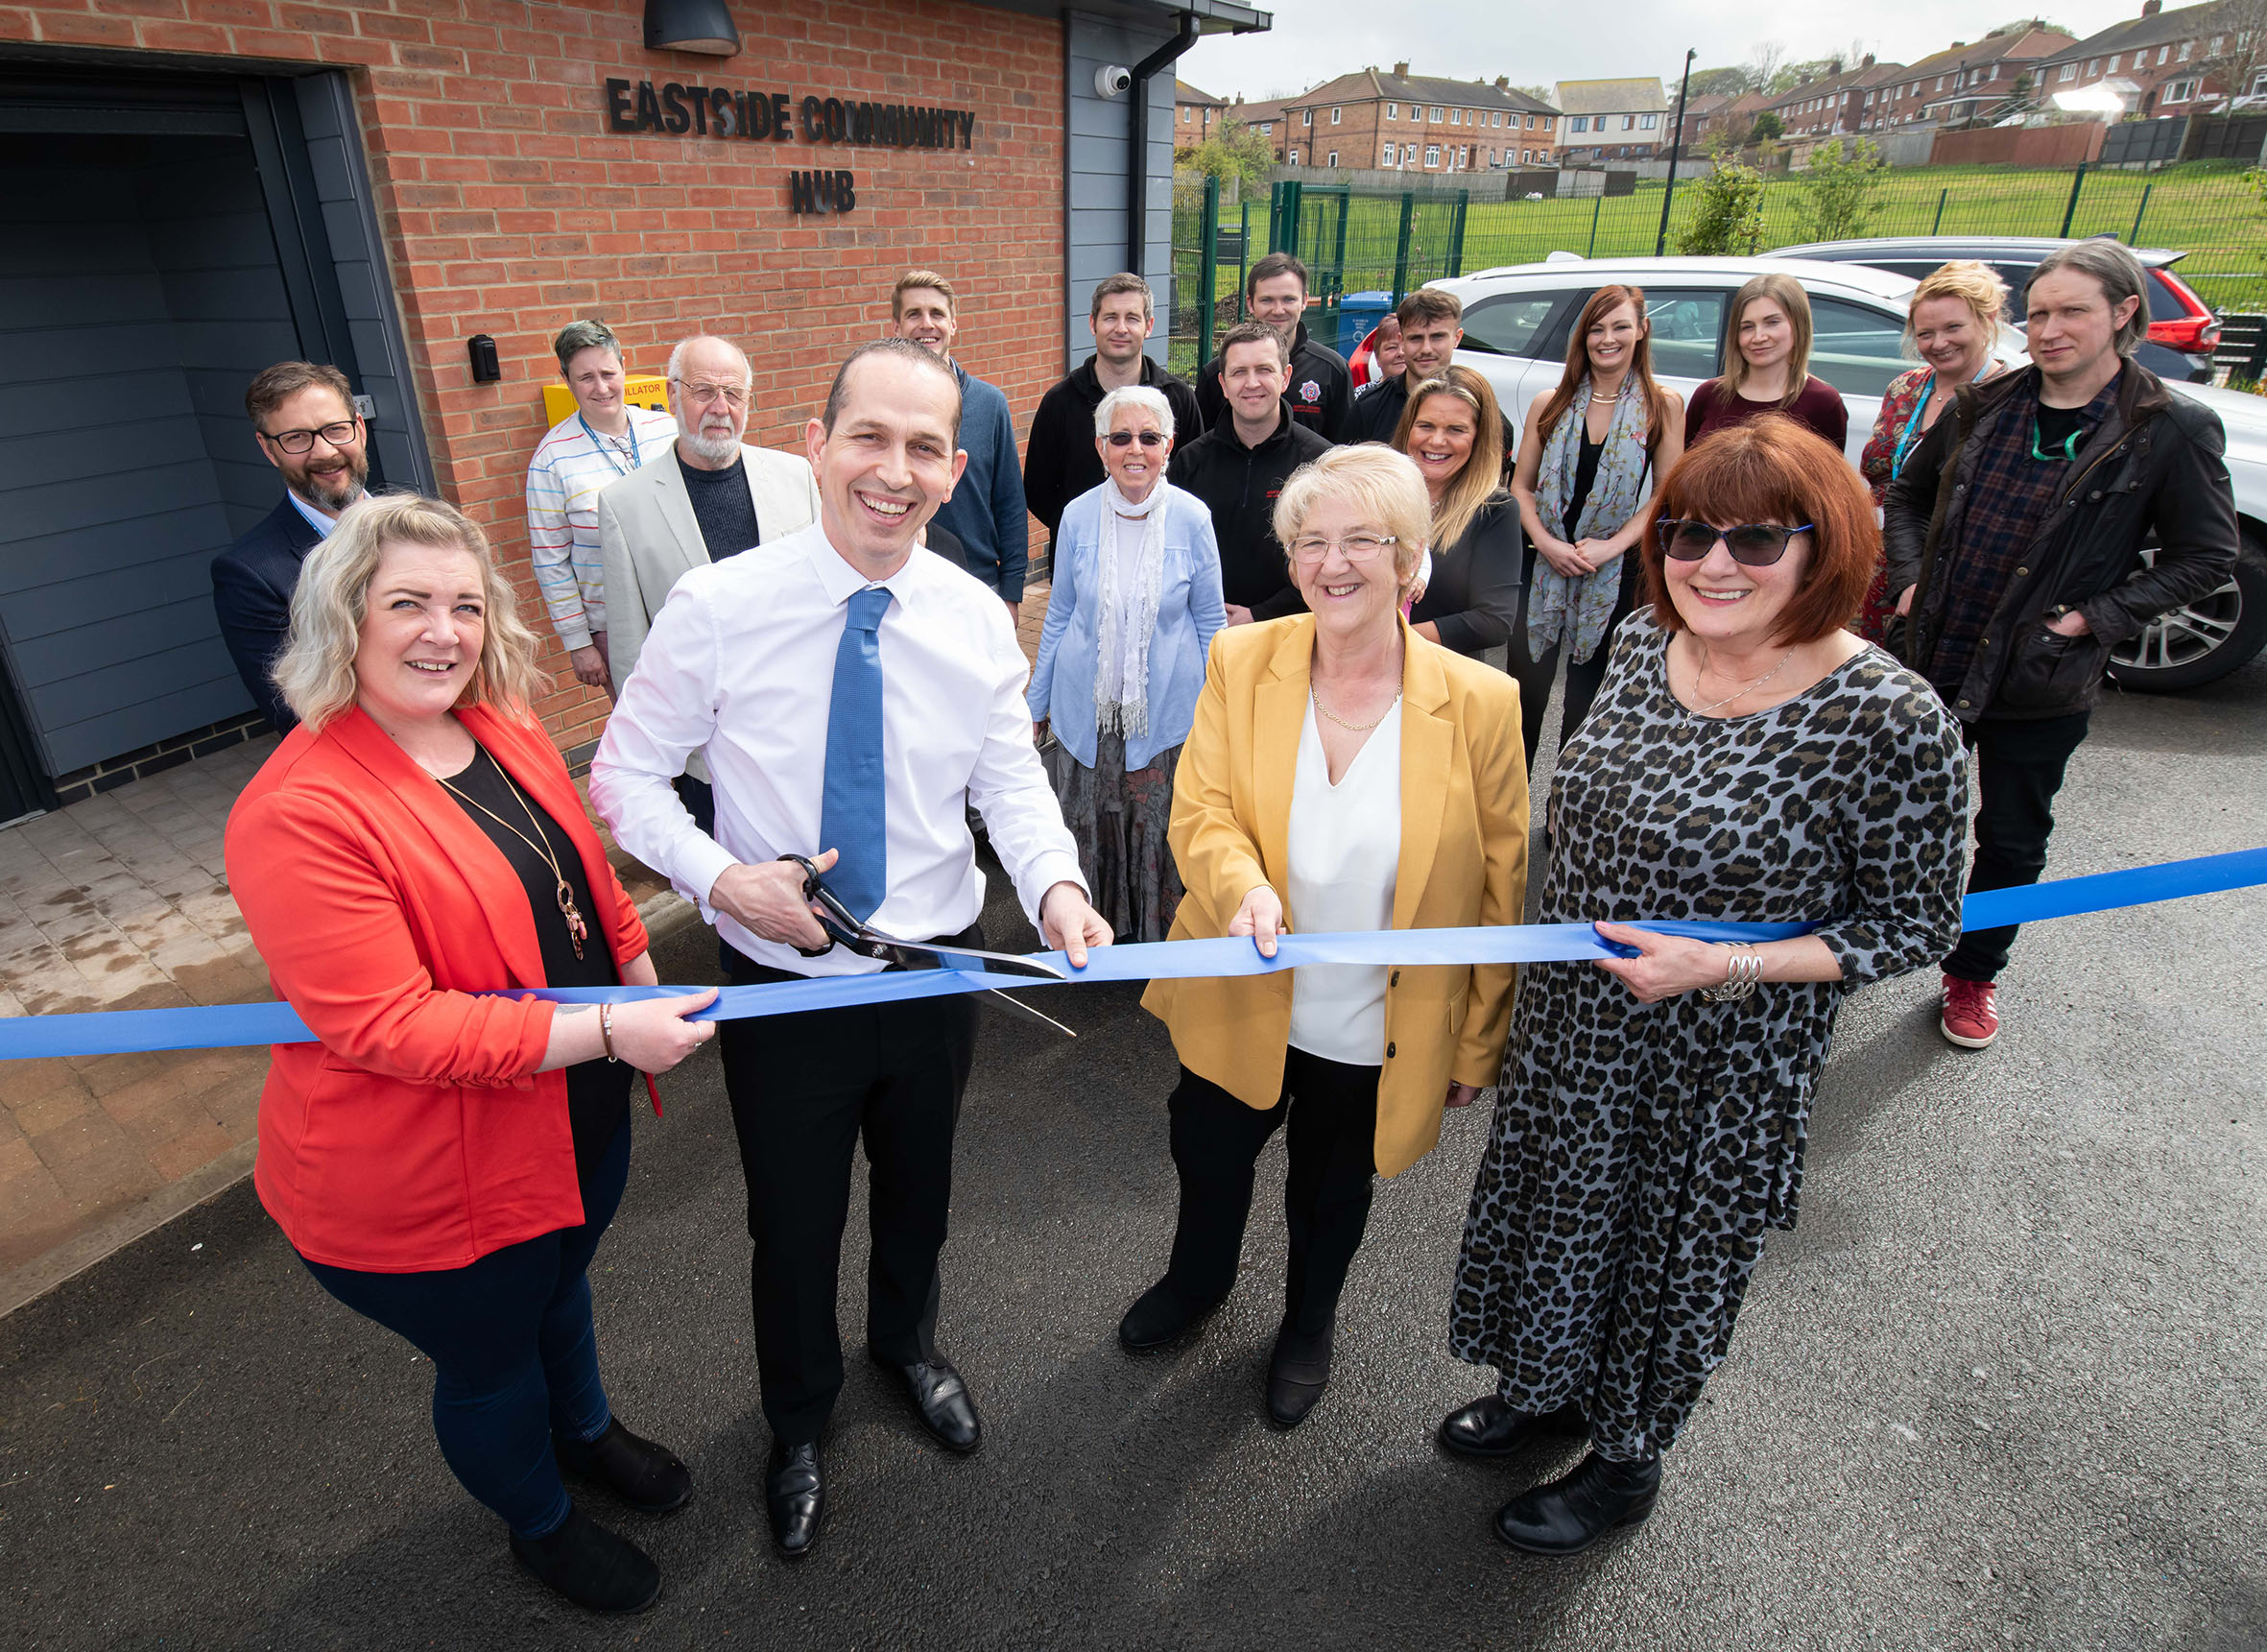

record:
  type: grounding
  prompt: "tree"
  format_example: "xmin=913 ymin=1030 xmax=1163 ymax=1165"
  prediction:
xmin=1688 ymin=66 xmax=1753 ymax=98
xmin=1746 ymin=40 xmax=1787 ymax=94
xmin=1679 ymin=159 xmax=1767 ymax=254
xmin=1513 ymin=84 xmax=1554 ymax=104
xmin=2204 ymin=0 xmax=2267 ymax=108
xmin=1184 ymin=120 xmax=1274 ymax=194
xmin=1750 ymin=108 xmax=1785 ymax=142
xmin=1796 ymin=136 xmax=1887 ymax=241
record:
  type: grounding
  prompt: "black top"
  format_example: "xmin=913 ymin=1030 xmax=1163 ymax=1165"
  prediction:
xmin=679 ymin=451 xmax=760 ymax=562
xmin=1411 ymin=495 xmax=1523 ymax=658
xmin=1194 ymin=321 xmax=1354 ymax=443
xmin=1167 ymin=406 xmax=1334 ymax=617
xmin=441 ymin=744 xmax=631 ymax=1189
xmin=1022 ymin=355 xmax=1205 ymax=535
xmin=2032 ymin=398 xmax=2087 ymax=460
xmin=210 ymin=494 xmax=324 ymax=733
xmin=1562 ymin=431 xmax=1606 ymax=540
xmin=1344 ymin=373 xmax=1410 ymax=446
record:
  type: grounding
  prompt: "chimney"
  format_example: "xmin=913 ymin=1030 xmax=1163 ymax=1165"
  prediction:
xmin=1861 ymin=52 xmax=1873 ymax=66
xmin=1495 ymin=75 xmax=1509 ymax=89
xmin=1394 ymin=61 xmax=1410 ymax=77
xmin=2141 ymin=0 xmax=2160 ymax=12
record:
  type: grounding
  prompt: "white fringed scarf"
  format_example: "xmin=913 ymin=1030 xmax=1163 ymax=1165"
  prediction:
xmin=1092 ymin=479 xmax=1166 ymax=739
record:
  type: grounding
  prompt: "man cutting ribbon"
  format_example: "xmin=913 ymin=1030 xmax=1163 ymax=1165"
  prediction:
xmin=589 ymin=338 xmax=1110 ymax=1561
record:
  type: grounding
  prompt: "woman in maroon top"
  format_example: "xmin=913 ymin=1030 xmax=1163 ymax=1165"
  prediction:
xmin=1685 ymin=273 xmax=1848 ymax=454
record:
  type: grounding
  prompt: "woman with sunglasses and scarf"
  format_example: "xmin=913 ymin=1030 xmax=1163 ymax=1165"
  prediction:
xmin=1442 ymin=416 xmax=1967 ymax=1556
xmin=1029 ymin=385 xmax=1226 ymax=943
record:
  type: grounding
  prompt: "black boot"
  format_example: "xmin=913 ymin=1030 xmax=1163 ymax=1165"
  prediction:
xmin=765 ymin=1439 xmax=825 ymax=1560
xmin=1265 ymin=1318 xmax=1333 ymax=1428
xmin=554 ymin=1418 xmax=693 ymax=1514
xmin=1493 ymin=1450 xmax=1661 ymax=1556
xmin=509 ymin=1506 xmax=661 ymax=1614
xmin=1437 ymin=1395 xmax=1588 ymax=1460
xmin=1117 ymin=1279 xmax=1227 ymax=1352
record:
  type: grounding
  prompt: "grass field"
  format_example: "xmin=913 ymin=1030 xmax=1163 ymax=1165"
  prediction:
xmin=1172 ymin=159 xmax=2267 ymax=371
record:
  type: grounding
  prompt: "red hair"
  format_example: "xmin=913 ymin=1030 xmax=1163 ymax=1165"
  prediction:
xmin=1642 ymin=415 xmax=1877 ymax=647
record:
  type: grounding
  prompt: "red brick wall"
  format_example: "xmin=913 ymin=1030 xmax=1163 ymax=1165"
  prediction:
xmin=1 ymin=0 xmax=1066 ymax=757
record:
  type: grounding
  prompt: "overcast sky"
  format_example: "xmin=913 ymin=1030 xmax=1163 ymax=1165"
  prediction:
xmin=1176 ymin=0 xmax=2158 ymax=102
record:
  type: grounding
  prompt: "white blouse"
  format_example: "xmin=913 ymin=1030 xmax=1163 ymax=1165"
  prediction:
xmin=1285 ymin=695 xmax=1402 ymax=1066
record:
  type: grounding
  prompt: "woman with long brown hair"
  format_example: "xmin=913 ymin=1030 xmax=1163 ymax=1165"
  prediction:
xmin=1684 ymin=272 xmax=1848 ymax=451
xmin=1391 ymin=365 xmax=1520 ymax=661
xmin=1506 ymin=284 xmax=1683 ymax=764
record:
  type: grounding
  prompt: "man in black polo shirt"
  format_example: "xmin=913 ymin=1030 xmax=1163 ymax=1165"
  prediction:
xmin=1885 ymin=239 xmax=2236 ymax=1051
xmin=1193 ymin=253 xmax=1352 ymax=443
xmin=1170 ymin=322 xmax=1331 ymax=626
xmin=1023 ymin=273 xmax=1202 ymax=548
xmin=1345 ymin=289 xmax=1465 ymax=445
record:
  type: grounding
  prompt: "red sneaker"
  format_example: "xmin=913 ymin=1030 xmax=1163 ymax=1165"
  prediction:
xmin=1940 ymin=975 xmax=2000 ymax=1048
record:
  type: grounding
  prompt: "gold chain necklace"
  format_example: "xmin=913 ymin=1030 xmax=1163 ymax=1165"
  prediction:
xmin=1311 ymin=684 xmax=1396 ymax=733
xmin=436 ymin=754 xmax=589 ymax=959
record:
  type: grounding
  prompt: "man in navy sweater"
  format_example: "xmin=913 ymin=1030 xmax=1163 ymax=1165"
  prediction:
xmin=889 ymin=270 xmax=1031 ymax=620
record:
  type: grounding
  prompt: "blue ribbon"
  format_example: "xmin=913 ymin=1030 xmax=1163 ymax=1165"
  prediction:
xmin=4 ymin=847 xmax=2260 ymax=1062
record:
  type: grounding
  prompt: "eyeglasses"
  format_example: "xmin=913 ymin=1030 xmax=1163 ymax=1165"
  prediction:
xmin=259 ymin=419 xmax=359 ymax=455
xmin=1289 ymin=533 xmax=1396 ymax=564
xmin=1105 ymin=430 xmax=1167 ymax=448
xmin=677 ymin=380 xmax=749 ymax=408
xmin=1656 ymin=519 xmax=1815 ymax=566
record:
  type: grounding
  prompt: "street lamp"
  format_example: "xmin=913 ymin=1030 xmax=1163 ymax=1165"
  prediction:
xmin=1655 ymin=48 xmax=1696 ymax=257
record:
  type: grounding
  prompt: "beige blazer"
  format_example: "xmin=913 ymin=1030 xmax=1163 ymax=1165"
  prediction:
xmin=1141 ymin=615 xmax=1529 ymax=1178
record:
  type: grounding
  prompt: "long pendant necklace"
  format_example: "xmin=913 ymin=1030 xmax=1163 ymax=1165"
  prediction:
xmin=437 ymin=756 xmax=589 ymax=959
xmin=1685 ymin=645 xmax=1797 ymax=716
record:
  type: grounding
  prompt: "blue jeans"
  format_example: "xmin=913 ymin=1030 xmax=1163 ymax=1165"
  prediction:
xmin=300 ymin=1117 xmax=631 ymax=1538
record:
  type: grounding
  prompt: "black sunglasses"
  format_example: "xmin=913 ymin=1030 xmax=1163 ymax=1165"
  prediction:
xmin=1657 ymin=518 xmax=1815 ymax=566
xmin=1105 ymin=430 xmax=1167 ymax=448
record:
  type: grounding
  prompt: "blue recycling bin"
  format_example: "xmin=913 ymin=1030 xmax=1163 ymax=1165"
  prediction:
xmin=1338 ymin=291 xmax=1392 ymax=357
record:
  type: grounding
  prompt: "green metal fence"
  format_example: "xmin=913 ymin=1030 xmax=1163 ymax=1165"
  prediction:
xmin=1171 ymin=159 xmax=2267 ymax=374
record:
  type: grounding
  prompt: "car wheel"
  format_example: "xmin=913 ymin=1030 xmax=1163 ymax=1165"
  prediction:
xmin=2106 ymin=533 xmax=2267 ymax=692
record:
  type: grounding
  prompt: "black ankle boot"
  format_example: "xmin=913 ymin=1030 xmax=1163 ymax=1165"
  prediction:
xmin=509 ymin=1506 xmax=662 ymax=1613
xmin=1118 ymin=1279 xmax=1226 ymax=1352
xmin=1437 ymin=1395 xmax=1588 ymax=1460
xmin=1493 ymin=1450 xmax=1661 ymax=1556
xmin=1265 ymin=1318 xmax=1333 ymax=1428
xmin=554 ymin=1418 xmax=693 ymax=1514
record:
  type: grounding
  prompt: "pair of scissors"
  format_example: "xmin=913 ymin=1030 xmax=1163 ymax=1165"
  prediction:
xmin=776 ymin=854 xmax=1078 ymax=1038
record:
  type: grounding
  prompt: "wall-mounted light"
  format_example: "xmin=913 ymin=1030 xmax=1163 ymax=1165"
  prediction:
xmin=644 ymin=0 xmax=741 ymax=56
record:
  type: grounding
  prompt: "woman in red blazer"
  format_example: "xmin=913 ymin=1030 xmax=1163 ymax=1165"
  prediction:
xmin=227 ymin=493 xmax=715 ymax=1616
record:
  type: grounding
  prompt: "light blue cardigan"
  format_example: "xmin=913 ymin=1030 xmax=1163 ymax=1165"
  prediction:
xmin=1027 ymin=480 xmax=1226 ymax=772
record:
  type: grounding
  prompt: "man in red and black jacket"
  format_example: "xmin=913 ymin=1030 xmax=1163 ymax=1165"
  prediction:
xmin=1886 ymin=239 xmax=2236 ymax=1051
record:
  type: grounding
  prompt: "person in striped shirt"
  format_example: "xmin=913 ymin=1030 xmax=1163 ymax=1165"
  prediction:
xmin=524 ymin=320 xmax=678 ymax=692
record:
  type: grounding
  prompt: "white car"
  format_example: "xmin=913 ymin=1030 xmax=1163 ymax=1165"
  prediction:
xmin=1420 ymin=254 xmax=2267 ymax=691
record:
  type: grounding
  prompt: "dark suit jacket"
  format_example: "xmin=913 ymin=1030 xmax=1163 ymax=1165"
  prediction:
xmin=211 ymin=495 xmax=322 ymax=732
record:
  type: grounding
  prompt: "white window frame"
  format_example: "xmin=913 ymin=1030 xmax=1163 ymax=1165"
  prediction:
xmin=1387 ymin=103 xmax=1397 ymax=119
xmin=2208 ymin=35 xmax=2224 ymax=54
xmin=1640 ymin=112 xmax=1657 ymax=129
xmin=1331 ymin=107 xmax=1341 ymax=124
xmin=1327 ymin=150 xmax=1338 ymax=166
xmin=1381 ymin=143 xmax=1396 ymax=164
xmin=1424 ymin=143 xmax=1441 ymax=165
xmin=1622 ymin=113 xmax=1635 ymax=130
xmin=1287 ymin=147 xmax=1298 ymax=163
xmin=2179 ymin=39 xmax=2192 ymax=60
xmin=2164 ymin=78 xmax=2199 ymax=101
xmin=1430 ymin=106 xmax=1444 ymax=121
xmin=2059 ymin=62 xmax=2076 ymax=81
xmin=2108 ymin=54 xmax=2120 ymax=71
xmin=1570 ymin=115 xmax=1587 ymax=132
xmin=2158 ymin=45 xmax=2170 ymax=64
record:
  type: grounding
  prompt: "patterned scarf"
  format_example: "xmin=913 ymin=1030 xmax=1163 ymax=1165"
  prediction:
xmin=1525 ymin=379 xmax=1652 ymax=665
xmin=1093 ymin=478 xmax=1166 ymax=739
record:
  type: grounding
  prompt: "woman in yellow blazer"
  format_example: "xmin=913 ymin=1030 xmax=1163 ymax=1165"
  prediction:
xmin=1126 ymin=443 xmax=1528 ymax=1427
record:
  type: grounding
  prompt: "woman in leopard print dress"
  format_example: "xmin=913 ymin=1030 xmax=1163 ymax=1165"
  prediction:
xmin=1444 ymin=416 xmax=1969 ymax=1555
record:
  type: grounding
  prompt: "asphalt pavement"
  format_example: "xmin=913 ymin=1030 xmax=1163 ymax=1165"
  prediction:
xmin=3 ymin=654 xmax=2263 ymax=1651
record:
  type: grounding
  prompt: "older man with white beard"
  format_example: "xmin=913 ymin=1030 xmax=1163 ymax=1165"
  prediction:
xmin=596 ymin=332 xmax=819 ymax=826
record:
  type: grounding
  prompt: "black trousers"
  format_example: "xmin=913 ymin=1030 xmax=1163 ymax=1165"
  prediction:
xmin=1504 ymin=546 xmax=1642 ymax=768
xmin=1944 ymin=710 xmax=2092 ymax=984
xmin=719 ymin=930 xmax=980 ymax=1447
xmin=1160 ymin=1050 xmax=1381 ymax=1338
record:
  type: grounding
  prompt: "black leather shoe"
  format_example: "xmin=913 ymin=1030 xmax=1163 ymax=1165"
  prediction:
xmin=1437 ymin=1396 xmax=1588 ymax=1461
xmin=764 ymin=1439 xmax=825 ymax=1559
xmin=1493 ymin=1450 xmax=1661 ymax=1555
xmin=871 ymin=1351 xmax=983 ymax=1454
xmin=510 ymin=1506 xmax=661 ymax=1613
xmin=554 ymin=1418 xmax=693 ymax=1514
xmin=1117 ymin=1280 xmax=1226 ymax=1352
xmin=1265 ymin=1320 xmax=1333 ymax=1428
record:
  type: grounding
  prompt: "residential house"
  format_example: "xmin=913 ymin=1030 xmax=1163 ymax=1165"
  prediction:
xmin=1553 ymin=77 xmax=1672 ymax=162
xmin=1682 ymin=89 xmax=1768 ymax=150
xmin=1766 ymin=56 xmax=1906 ymax=138
xmin=2033 ymin=0 xmax=2262 ymax=116
xmin=1859 ymin=26 xmax=2072 ymax=129
xmin=1223 ymin=93 xmax=1294 ymax=158
xmin=1175 ymin=80 xmax=1229 ymax=151
xmin=1273 ymin=64 xmax=1561 ymax=173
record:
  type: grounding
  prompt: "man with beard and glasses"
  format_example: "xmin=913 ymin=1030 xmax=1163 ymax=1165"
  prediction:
xmin=212 ymin=361 xmax=371 ymax=732
xmin=596 ymin=332 xmax=818 ymax=830
xmin=590 ymin=338 xmax=1110 ymax=1561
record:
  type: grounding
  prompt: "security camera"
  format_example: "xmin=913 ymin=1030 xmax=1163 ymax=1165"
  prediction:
xmin=1095 ymin=64 xmax=1132 ymax=98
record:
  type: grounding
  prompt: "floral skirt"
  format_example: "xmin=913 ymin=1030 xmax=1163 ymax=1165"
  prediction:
xmin=1855 ymin=556 xmax=1896 ymax=646
xmin=1042 ymin=731 xmax=1182 ymax=946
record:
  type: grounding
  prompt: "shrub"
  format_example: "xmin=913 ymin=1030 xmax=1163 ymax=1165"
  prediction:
xmin=1796 ymin=137 xmax=1887 ymax=242
xmin=1679 ymin=160 xmax=1767 ymax=255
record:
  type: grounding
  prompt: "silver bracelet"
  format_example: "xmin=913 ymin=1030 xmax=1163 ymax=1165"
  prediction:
xmin=1701 ymin=943 xmax=1762 ymax=1003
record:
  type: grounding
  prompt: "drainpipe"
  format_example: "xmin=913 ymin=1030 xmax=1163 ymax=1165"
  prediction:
xmin=1127 ymin=10 xmax=1203 ymax=275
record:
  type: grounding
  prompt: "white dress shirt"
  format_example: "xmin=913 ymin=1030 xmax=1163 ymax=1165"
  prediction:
xmin=588 ymin=519 xmax=1087 ymax=976
xmin=1285 ymin=696 xmax=1401 ymax=1065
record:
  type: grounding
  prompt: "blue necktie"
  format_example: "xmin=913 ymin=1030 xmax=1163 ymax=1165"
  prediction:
xmin=820 ymin=585 xmax=893 ymax=922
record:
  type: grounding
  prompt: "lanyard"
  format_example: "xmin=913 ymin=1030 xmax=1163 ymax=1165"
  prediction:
xmin=579 ymin=412 xmax=639 ymax=477
xmin=1888 ymin=372 xmax=1935 ymax=482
